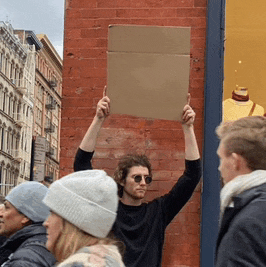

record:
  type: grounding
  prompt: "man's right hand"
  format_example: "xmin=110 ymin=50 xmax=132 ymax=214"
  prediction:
xmin=96 ymin=86 xmax=110 ymax=119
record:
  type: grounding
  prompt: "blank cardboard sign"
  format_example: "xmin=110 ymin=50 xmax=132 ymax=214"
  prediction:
xmin=107 ymin=25 xmax=191 ymax=121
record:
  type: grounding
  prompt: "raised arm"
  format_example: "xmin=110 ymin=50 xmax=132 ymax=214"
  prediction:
xmin=79 ymin=94 xmax=110 ymax=152
xmin=181 ymin=94 xmax=200 ymax=160
xmin=74 ymin=87 xmax=110 ymax=171
xmin=161 ymin=95 xmax=201 ymax=225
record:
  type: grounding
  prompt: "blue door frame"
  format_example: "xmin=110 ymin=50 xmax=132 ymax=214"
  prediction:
xmin=200 ymin=0 xmax=226 ymax=266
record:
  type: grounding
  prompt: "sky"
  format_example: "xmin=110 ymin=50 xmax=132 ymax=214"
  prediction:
xmin=0 ymin=0 xmax=65 ymax=59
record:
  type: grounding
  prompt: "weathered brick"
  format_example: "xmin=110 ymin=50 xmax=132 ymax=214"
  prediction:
xmin=194 ymin=0 xmax=207 ymax=8
xmin=191 ymin=27 xmax=206 ymax=37
xmin=79 ymin=48 xmax=106 ymax=59
xmin=66 ymin=0 xmax=97 ymax=8
xmin=116 ymin=8 xmax=178 ymax=18
xmin=191 ymin=37 xmax=206 ymax=49
xmin=80 ymin=67 xmax=106 ymax=78
xmin=80 ymin=8 xmax=117 ymax=19
xmin=126 ymin=0 xmax=195 ymax=8
xmin=176 ymin=7 xmax=206 ymax=17
xmin=97 ymin=0 xmax=117 ymax=8
xmin=190 ymin=78 xmax=205 ymax=89
xmin=62 ymin=0 xmax=207 ymax=266
xmin=61 ymin=107 xmax=96 ymax=119
xmin=80 ymin=28 xmax=106 ymax=39
xmin=65 ymin=29 xmax=81 ymax=39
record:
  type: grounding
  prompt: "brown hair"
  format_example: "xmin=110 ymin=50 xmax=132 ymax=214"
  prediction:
xmin=52 ymin=218 xmax=124 ymax=262
xmin=216 ymin=116 xmax=266 ymax=171
xmin=114 ymin=154 xmax=152 ymax=198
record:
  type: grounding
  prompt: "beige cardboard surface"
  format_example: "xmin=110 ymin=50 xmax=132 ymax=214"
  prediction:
xmin=107 ymin=25 xmax=190 ymax=121
xmin=108 ymin=25 xmax=190 ymax=55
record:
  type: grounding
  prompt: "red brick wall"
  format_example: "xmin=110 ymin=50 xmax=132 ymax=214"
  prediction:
xmin=61 ymin=0 xmax=206 ymax=266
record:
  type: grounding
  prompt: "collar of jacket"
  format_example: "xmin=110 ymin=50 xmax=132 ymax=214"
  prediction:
xmin=216 ymin=183 xmax=266 ymax=257
xmin=232 ymin=183 xmax=266 ymax=209
xmin=0 ymin=223 xmax=46 ymax=264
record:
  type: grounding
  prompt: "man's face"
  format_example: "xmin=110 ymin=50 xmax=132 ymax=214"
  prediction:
xmin=217 ymin=141 xmax=238 ymax=184
xmin=0 ymin=201 xmax=28 ymax=237
xmin=121 ymin=165 xmax=151 ymax=205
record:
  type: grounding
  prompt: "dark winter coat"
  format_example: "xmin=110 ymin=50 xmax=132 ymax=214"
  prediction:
xmin=216 ymin=183 xmax=266 ymax=266
xmin=0 ymin=223 xmax=56 ymax=267
xmin=0 ymin=236 xmax=7 ymax=247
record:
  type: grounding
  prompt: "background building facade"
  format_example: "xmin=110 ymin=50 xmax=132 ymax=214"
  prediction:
xmin=0 ymin=22 xmax=40 ymax=195
xmin=0 ymin=22 xmax=62 ymax=195
xmin=34 ymin=34 xmax=62 ymax=182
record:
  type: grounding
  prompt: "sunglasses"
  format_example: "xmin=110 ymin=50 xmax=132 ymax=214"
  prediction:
xmin=133 ymin=175 xmax=152 ymax=184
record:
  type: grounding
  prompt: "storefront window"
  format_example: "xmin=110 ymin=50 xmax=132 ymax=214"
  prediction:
xmin=223 ymin=1 xmax=266 ymax=120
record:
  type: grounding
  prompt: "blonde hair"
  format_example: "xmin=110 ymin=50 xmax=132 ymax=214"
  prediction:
xmin=216 ymin=116 xmax=266 ymax=171
xmin=52 ymin=218 xmax=124 ymax=262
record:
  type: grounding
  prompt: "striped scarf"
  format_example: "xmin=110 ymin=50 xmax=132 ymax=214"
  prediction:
xmin=220 ymin=170 xmax=266 ymax=221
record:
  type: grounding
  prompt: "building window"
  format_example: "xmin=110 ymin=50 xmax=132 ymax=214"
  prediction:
xmin=10 ymin=172 xmax=14 ymax=189
xmin=2 ymin=91 xmax=6 ymax=112
xmin=5 ymin=57 xmax=8 ymax=76
xmin=0 ymin=89 xmax=2 ymax=111
xmin=6 ymin=130 xmax=10 ymax=154
xmin=19 ymin=72 xmax=23 ymax=86
xmin=13 ymin=100 xmax=16 ymax=119
xmin=0 ymin=127 xmax=4 ymax=151
xmin=17 ymin=103 xmax=21 ymax=120
xmin=10 ymin=61 xmax=14 ymax=79
xmin=0 ymin=51 xmax=3 ymax=72
xmin=23 ymin=104 xmax=26 ymax=117
xmin=21 ymin=135 xmax=23 ymax=150
xmin=16 ymin=136 xmax=19 ymax=150
xmin=8 ymin=95 xmax=12 ymax=116
xmin=26 ymin=106 xmax=29 ymax=117
xmin=0 ymin=166 xmax=2 ymax=187
xmin=5 ymin=94 xmax=9 ymax=115
xmin=0 ymin=167 xmax=5 ymax=196
xmin=14 ymin=66 xmax=18 ymax=80
xmin=5 ymin=168 xmax=10 ymax=196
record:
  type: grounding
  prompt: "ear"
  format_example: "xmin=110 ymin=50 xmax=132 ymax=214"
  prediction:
xmin=119 ymin=179 xmax=125 ymax=186
xmin=21 ymin=216 xmax=31 ymax=225
xmin=231 ymin=153 xmax=248 ymax=172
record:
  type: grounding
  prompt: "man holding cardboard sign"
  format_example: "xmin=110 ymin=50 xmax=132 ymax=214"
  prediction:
xmin=74 ymin=88 xmax=201 ymax=267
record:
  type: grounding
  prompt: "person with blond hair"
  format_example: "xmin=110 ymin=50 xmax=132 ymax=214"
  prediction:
xmin=215 ymin=116 xmax=266 ymax=266
xmin=43 ymin=169 xmax=125 ymax=267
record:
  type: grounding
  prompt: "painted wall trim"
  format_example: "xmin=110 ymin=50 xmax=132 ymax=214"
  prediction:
xmin=200 ymin=0 xmax=226 ymax=266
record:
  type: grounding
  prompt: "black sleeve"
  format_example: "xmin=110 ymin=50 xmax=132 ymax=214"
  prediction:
xmin=160 ymin=159 xmax=202 ymax=226
xmin=73 ymin=148 xmax=94 ymax=172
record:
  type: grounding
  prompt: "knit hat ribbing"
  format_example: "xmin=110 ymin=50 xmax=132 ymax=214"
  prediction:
xmin=6 ymin=181 xmax=50 ymax=222
xmin=43 ymin=170 xmax=118 ymax=238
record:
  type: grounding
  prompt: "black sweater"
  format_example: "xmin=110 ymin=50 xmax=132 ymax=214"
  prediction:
xmin=74 ymin=148 xmax=201 ymax=267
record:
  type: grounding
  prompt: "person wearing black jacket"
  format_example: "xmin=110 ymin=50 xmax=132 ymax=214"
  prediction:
xmin=0 ymin=182 xmax=55 ymax=267
xmin=74 ymin=90 xmax=201 ymax=267
xmin=215 ymin=116 xmax=266 ymax=266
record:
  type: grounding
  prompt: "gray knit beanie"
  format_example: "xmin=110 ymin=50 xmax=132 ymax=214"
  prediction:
xmin=6 ymin=181 xmax=50 ymax=222
xmin=43 ymin=170 xmax=118 ymax=238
